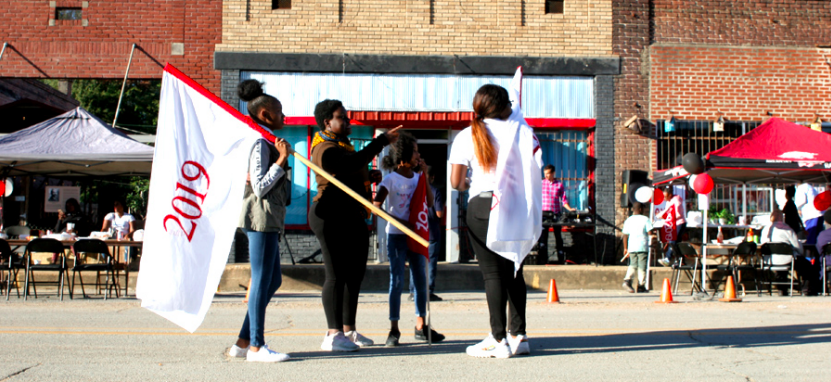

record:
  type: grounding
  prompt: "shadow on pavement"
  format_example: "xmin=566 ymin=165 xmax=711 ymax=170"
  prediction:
xmin=529 ymin=322 xmax=831 ymax=356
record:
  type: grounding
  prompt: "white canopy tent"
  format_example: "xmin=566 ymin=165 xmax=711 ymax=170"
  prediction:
xmin=0 ymin=107 xmax=154 ymax=177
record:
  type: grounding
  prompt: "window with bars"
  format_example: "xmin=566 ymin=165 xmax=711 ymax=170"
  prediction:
xmin=537 ymin=130 xmax=589 ymax=210
xmin=654 ymin=119 xmax=761 ymax=170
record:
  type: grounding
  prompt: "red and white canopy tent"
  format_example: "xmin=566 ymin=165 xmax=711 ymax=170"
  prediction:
xmin=650 ymin=118 xmax=831 ymax=294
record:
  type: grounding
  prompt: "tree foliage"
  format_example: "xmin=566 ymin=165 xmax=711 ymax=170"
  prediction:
xmin=71 ymin=79 xmax=161 ymax=134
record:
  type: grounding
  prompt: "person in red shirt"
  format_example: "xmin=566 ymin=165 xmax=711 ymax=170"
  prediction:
xmin=539 ymin=164 xmax=575 ymax=264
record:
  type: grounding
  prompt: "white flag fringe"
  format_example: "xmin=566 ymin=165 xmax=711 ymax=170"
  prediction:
xmin=136 ymin=64 xmax=267 ymax=332
xmin=485 ymin=67 xmax=543 ymax=273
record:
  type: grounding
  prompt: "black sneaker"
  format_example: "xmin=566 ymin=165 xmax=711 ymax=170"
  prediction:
xmin=637 ymin=286 xmax=647 ymax=293
xmin=407 ymin=293 xmax=414 ymax=302
xmin=385 ymin=330 xmax=400 ymax=347
xmin=429 ymin=293 xmax=443 ymax=302
xmin=414 ymin=325 xmax=445 ymax=342
xmin=622 ymin=280 xmax=635 ymax=293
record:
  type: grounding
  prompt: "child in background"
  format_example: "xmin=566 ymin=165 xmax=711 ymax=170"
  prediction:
xmin=622 ymin=202 xmax=653 ymax=293
xmin=373 ymin=132 xmax=445 ymax=347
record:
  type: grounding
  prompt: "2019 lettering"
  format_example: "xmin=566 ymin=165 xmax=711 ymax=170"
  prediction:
xmin=163 ymin=161 xmax=210 ymax=241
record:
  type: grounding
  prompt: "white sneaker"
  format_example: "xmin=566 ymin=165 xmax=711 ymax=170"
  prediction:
xmin=245 ymin=345 xmax=290 ymax=363
xmin=507 ymin=334 xmax=531 ymax=356
xmin=658 ymin=258 xmax=671 ymax=267
xmin=228 ymin=344 xmax=248 ymax=358
xmin=345 ymin=330 xmax=374 ymax=347
xmin=466 ymin=334 xmax=511 ymax=359
xmin=321 ymin=331 xmax=360 ymax=352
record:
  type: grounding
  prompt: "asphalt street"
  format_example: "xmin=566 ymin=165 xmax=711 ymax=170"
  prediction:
xmin=1 ymin=290 xmax=830 ymax=381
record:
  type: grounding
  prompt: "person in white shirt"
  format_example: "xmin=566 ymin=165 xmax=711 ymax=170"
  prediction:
xmin=449 ymin=84 xmax=532 ymax=359
xmin=761 ymin=209 xmax=819 ymax=295
xmin=621 ymin=202 xmax=653 ymax=293
xmin=100 ymin=199 xmax=136 ymax=240
xmin=794 ymin=182 xmax=823 ymax=245
xmin=373 ymin=132 xmax=443 ymax=347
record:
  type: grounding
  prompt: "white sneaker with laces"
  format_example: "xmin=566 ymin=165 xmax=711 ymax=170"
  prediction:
xmin=228 ymin=344 xmax=248 ymax=358
xmin=507 ymin=334 xmax=530 ymax=356
xmin=245 ymin=345 xmax=290 ymax=363
xmin=321 ymin=331 xmax=360 ymax=352
xmin=345 ymin=330 xmax=374 ymax=347
xmin=466 ymin=334 xmax=511 ymax=359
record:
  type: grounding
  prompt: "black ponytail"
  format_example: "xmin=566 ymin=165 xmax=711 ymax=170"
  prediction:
xmin=237 ymin=79 xmax=276 ymax=118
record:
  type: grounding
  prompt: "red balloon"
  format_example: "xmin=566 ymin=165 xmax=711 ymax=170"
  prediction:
xmin=692 ymin=173 xmax=714 ymax=194
xmin=814 ymin=190 xmax=831 ymax=212
xmin=0 ymin=180 xmax=5 ymax=197
xmin=653 ymin=187 xmax=664 ymax=205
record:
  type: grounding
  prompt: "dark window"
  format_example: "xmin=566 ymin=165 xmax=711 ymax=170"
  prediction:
xmin=545 ymin=1 xmax=564 ymax=14
xmin=272 ymin=0 xmax=291 ymax=9
xmin=654 ymin=119 xmax=761 ymax=170
xmin=56 ymin=8 xmax=82 ymax=20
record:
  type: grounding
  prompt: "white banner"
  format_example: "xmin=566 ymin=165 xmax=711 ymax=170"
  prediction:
xmin=486 ymin=67 xmax=543 ymax=272
xmin=137 ymin=65 xmax=264 ymax=333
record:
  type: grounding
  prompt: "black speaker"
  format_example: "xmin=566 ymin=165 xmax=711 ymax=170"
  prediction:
xmin=621 ymin=170 xmax=650 ymax=208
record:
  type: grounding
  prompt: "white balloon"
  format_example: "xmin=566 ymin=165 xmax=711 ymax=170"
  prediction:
xmin=634 ymin=186 xmax=653 ymax=203
xmin=688 ymin=174 xmax=698 ymax=190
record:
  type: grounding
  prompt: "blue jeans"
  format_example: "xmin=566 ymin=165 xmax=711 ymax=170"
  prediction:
xmin=238 ymin=230 xmax=282 ymax=347
xmin=388 ymin=234 xmax=427 ymax=321
xmin=410 ymin=239 xmax=439 ymax=295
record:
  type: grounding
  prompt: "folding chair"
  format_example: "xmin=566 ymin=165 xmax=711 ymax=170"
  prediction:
xmin=23 ymin=238 xmax=71 ymax=301
xmin=71 ymin=239 xmax=119 ymax=299
xmin=760 ymin=242 xmax=798 ymax=296
xmin=727 ymin=242 xmax=760 ymax=297
xmin=671 ymin=242 xmax=704 ymax=295
xmin=1 ymin=239 xmax=25 ymax=299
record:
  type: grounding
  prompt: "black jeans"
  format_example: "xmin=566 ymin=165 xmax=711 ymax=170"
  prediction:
xmin=309 ymin=202 xmax=369 ymax=330
xmin=539 ymin=213 xmax=565 ymax=264
xmin=466 ymin=195 xmax=527 ymax=341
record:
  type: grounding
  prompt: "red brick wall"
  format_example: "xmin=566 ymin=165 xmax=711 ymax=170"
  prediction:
xmin=650 ymin=45 xmax=831 ymax=123
xmin=653 ymin=0 xmax=831 ymax=46
xmin=0 ymin=0 xmax=222 ymax=93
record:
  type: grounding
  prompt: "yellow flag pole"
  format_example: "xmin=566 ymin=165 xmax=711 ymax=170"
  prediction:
xmin=289 ymin=150 xmax=429 ymax=248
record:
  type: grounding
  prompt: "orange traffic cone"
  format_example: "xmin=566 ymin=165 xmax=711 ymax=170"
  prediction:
xmin=244 ymin=278 xmax=252 ymax=304
xmin=547 ymin=279 xmax=560 ymax=303
xmin=654 ymin=278 xmax=677 ymax=303
xmin=719 ymin=275 xmax=742 ymax=302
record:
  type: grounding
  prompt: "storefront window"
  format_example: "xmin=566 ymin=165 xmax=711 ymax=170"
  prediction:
xmin=537 ymin=130 xmax=589 ymax=210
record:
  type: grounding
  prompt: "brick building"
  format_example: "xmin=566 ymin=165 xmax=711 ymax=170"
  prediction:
xmin=215 ymin=0 xmax=620 ymax=264
xmin=612 ymin=0 xmax=831 ymax=232
xmin=0 ymin=0 xmax=222 ymax=94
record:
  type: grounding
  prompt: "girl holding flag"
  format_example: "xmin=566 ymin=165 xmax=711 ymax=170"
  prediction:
xmin=309 ymin=100 xmax=402 ymax=351
xmin=449 ymin=84 xmax=537 ymax=359
xmin=373 ymin=132 xmax=445 ymax=347
xmin=228 ymin=80 xmax=292 ymax=362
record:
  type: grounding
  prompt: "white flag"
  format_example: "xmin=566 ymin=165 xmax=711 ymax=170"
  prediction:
xmin=136 ymin=65 xmax=266 ymax=332
xmin=486 ymin=67 xmax=543 ymax=272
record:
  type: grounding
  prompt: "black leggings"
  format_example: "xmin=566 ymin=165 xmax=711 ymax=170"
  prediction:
xmin=309 ymin=202 xmax=369 ymax=330
xmin=466 ymin=195 xmax=527 ymax=341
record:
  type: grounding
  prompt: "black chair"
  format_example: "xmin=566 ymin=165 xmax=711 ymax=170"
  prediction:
xmin=23 ymin=238 xmax=71 ymax=301
xmin=4 ymin=225 xmax=30 ymax=239
xmin=822 ymin=243 xmax=831 ymax=296
xmin=671 ymin=242 xmax=704 ymax=295
xmin=71 ymin=239 xmax=119 ymax=299
xmin=760 ymin=242 xmax=798 ymax=296
xmin=1 ymin=239 xmax=25 ymax=299
xmin=727 ymin=241 xmax=760 ymax=297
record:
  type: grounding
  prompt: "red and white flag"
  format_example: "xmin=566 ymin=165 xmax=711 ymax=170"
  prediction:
xmin=137 ymin=64 xmax=274 ymax=332
xmin=407 ymin=173 xmax=430 ymax=259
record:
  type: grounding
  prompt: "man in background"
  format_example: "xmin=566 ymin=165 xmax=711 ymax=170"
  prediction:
xmin=539 ymin=164 xmax=575 ymax=264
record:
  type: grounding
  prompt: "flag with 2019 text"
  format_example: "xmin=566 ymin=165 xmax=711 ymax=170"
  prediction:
xmin=136 ymin=64 xmax=274 ymax=333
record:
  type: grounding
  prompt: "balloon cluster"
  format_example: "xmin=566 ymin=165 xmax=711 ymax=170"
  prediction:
xmin=633 ymin=186 xmax=664 ymax=204
xmin=681 ymin=152 xmax=714 ymax=194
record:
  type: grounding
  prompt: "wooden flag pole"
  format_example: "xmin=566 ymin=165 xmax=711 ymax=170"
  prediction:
xmin=290 ymin=150 xmax=430 ymax=248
